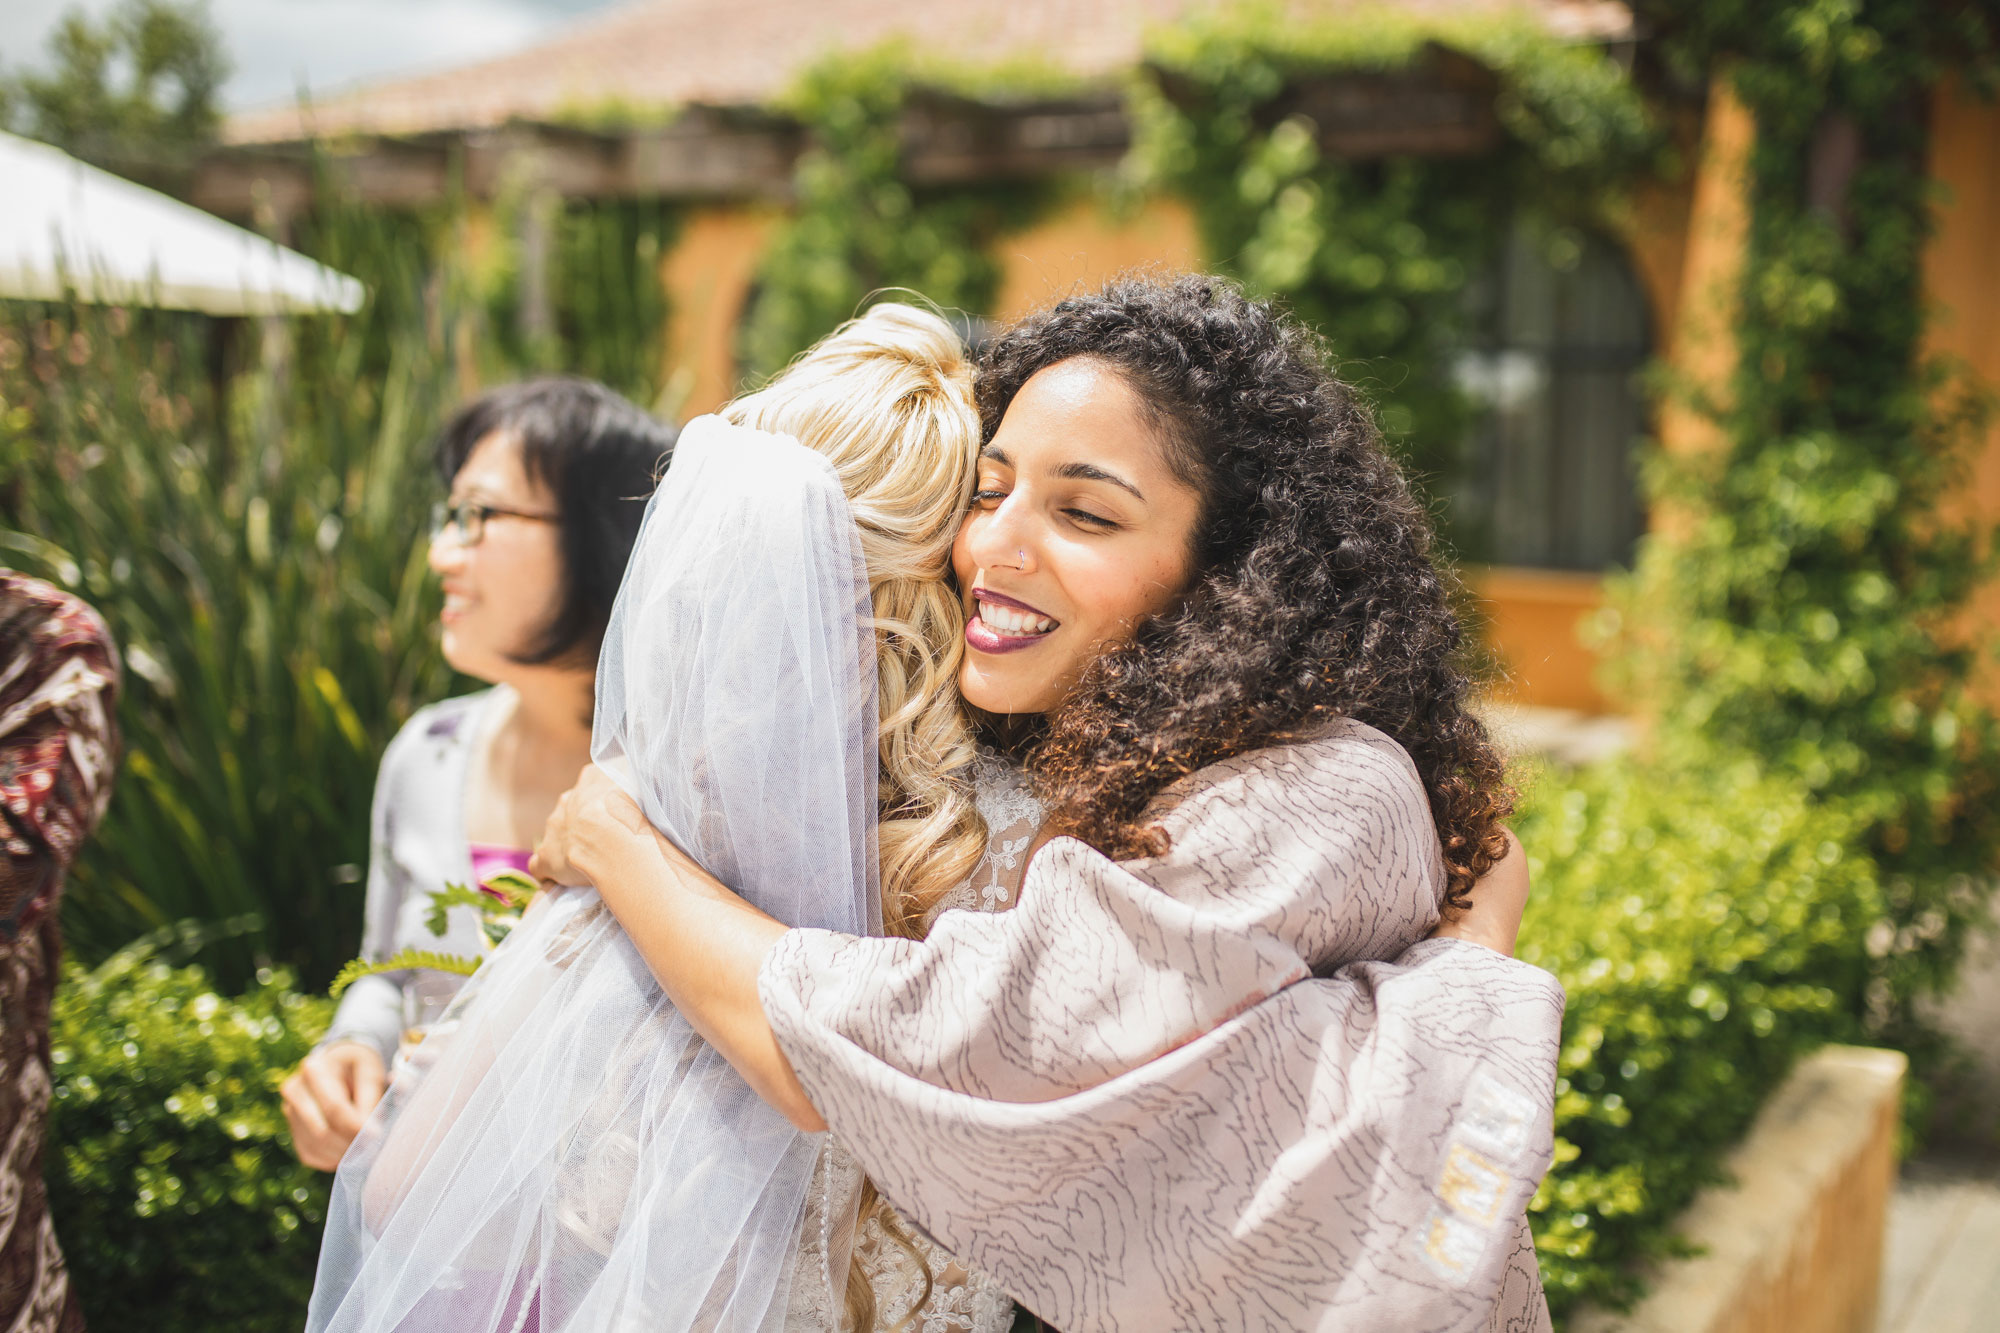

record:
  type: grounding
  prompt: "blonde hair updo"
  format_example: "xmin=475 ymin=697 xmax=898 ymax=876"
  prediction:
xmin=720 ymin=302 xmax=988 ymax=939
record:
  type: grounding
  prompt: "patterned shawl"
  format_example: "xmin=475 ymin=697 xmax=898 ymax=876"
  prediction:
xmin=1 ymin=571 xmax=120 ymax=935
xmin=761 ymin=718 xmax=1565 ymax=1333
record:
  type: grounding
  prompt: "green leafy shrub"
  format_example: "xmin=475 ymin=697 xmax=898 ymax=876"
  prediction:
xmin=46 ymin=932 xmax=331 ymax=1331
xmin=1603 ymin=3 xmax=2000 ymax=1034
xmin=1517 ymin=751 xmax=1882 ymax=1318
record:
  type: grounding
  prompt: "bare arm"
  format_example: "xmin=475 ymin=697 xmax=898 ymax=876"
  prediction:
xmin=530 ymin=765 xmax=826 ymax=1131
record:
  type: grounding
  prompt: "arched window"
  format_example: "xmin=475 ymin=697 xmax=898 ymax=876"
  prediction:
xmin=1448 ymin=220 xmax=1650 ymax=571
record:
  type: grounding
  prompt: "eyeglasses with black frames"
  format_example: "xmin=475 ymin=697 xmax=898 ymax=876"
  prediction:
xmin=429 ymin=500 xmax=560 ymax=547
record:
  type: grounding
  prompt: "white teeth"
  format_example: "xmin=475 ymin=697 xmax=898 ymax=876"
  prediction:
xmin=978 ymin=601 xmax=1055 ymax=636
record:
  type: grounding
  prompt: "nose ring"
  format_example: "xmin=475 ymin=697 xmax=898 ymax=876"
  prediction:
xmin=1017 ymin=548 xmax=1026 ymax=566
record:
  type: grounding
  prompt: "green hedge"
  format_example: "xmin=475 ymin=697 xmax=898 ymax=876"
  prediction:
xmin=46 ymin=933 xmax=332 ymax=1332
xmin=1515 ymin=750 xmax=1881 ymax=1317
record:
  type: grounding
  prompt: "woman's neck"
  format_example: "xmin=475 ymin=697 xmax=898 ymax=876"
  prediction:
xmin=497 ymin=669 xmax=595 ymax=769
xmin=464 ymin=669 xmax=596 ymax=851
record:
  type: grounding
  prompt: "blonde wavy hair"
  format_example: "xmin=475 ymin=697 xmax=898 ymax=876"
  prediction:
xmin=722 ymin=303 xmax=984 ymax=1329
xmin=720 ymin=302 xmax=988 ymax=939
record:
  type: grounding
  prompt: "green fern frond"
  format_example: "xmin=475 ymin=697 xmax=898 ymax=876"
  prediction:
xmin=328 ymin=948 xmax=481 ymax=999
xmin=423 ymin=883 xmax=499 ymax=937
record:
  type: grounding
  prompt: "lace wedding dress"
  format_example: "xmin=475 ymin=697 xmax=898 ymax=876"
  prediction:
xmin=787 ymin=749 xmax=1042 ymax=1333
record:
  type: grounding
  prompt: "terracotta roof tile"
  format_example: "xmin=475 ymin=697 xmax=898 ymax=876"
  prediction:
xmin=226 ymin=0 xmax=1633 ymax=146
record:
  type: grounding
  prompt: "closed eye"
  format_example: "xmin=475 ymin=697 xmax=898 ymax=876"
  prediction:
xmin=1064 ymin=508 xmax=1119 ymax=529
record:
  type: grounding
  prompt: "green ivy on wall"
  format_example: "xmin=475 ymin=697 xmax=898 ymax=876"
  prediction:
xmin=1125 ymin=2 xmax=2000 ymax=1314
xmin=481 ymin=196 xmax=681 ymax=408
xmin=737 ymin=47 xmax=1062 ymax=382
xmin=1607 ymin=0 xmax=2000 ymax=1033
xmin=1130 ymin=8 xmax=1657 ymax=510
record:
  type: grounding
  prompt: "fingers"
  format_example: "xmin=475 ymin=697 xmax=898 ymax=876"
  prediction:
xmin=281 ymin=1067 xmax=329 ymax=1140
xmin=298 ymin=1051 xmax=367 ymax=1141
xmin=528 ymin=841 xmax=566 ymax=887
xmin=339 ymin=1044 xmax=388 ymax=1118
xmin=533 ymin=787 xmax=576 ymax=885
xmin=280 ymin=1067 xmax=344 ymax=1171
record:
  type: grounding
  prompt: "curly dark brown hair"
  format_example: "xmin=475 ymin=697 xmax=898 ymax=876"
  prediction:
xmin=976 ymin=274 xmax=1511 ymax=910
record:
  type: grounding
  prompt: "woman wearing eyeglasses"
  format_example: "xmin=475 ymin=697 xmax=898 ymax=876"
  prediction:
xmin=280 ymin=377 xmax=676 ymax=1172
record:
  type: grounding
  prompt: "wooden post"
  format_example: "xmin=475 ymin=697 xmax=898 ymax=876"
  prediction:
xmin=516 ymin=182 xmax=561 ymax=368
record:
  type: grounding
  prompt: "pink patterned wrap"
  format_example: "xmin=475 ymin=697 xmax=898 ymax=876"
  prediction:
xmin=760 ymin=718 xmax=1564 ymax=1331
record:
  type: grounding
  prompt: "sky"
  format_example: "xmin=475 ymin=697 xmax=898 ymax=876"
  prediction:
xmin=1 ymin=0 xmax=631 ymax=112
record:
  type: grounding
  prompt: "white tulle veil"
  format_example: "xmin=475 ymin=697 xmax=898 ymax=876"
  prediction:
xmin=306 ymin=415 xmax=880 ymax=1332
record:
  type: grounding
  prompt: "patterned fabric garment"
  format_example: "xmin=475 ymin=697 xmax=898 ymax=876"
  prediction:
xmin=0 ymin=572 xmax=120 ymax=1333
xmin=761 ymin=719 xmax=1565 ymax=1333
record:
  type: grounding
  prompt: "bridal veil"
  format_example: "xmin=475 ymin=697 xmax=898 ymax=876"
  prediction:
xmin=306 ymin=415 xmax=880 ymax=1332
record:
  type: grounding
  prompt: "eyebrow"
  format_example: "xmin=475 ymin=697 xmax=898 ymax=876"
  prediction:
xmin=980 ymin=445 xmax=1146 ymax=502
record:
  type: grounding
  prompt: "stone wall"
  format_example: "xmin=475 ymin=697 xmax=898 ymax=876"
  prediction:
xmin=1569 ymin=1045 xmax=1906 ymax=1333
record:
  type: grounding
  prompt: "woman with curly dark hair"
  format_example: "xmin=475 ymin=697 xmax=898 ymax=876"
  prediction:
xmin=535 ymin=276 xmax=1563 ymax=1331
xmin=962 ymin=272 xmax=1513 ymax=907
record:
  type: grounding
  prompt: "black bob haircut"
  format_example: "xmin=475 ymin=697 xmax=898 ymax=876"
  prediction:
xmin=433 ymin=376 xmax=676 ymax=667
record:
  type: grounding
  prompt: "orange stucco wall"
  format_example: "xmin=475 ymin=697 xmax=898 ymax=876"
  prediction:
xmin=1923 ymin=78 xmax=2000 ymax=703
xmin=991 ymin=197 xmax=1204 ymax=322
xmin=1656 ymin=75 xmax=1754 ymax=464
xmin=648 ymin=76 xmax=2000 ymax=718
xmin=659 ymin=204 xmax=781 ymax=417
xmin=650 ymin=167 xmax=1745 ymax=715
xmin=1467 ymin=567 xmax=1610 ymax=713
xmin=650 ymin=188 xmax=1680 ymax=714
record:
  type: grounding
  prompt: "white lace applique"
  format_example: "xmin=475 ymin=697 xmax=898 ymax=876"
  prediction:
xmin=854 ymin=1211 xmax=1016 ymax=1333
xmin=924 ymin=748 xmax=1044 ymax=927
xmin=785 ymin=1139 xmax=864 ymax=1332
xmin=793 ymin=751 xmax=1044 ymax=1330
xmin=885 ymin=752 xmax=1041 ymax=1330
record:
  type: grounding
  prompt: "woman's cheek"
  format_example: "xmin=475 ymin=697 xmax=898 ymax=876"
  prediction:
xmin=1099 ymin=567 xmax=1169 ymax=635
xmin=506 ymin=542 xmax=562 ymax=621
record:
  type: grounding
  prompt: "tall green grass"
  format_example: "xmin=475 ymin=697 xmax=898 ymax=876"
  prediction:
xmin=0 ymin=209 xmax=468 ymax=989
xmin=1 ymin=182 xmax=676 ymax=990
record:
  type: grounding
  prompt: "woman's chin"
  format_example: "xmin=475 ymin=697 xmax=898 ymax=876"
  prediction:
xmin=958 ymin=663 xmax=1058 ymax=720
xmin=439 ymin=636 xmax=497 ymax=685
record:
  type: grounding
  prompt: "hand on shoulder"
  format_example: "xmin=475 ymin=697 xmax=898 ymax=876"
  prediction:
xmin=1429 ymin=827 xmax=1530 ymax=957
xmin=529 ymin=762 xmax=651 ymax=888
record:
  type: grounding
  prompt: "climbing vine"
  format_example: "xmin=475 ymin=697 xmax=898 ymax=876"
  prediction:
xmin=1607 ymin=0 xmax=2000 ymax=1031
xmin=482 ymin=196 xmax=681 ymax=407
xmin=1130 ymin=8 xmax=1657 ymax=521
xmin=1125 ymin=3 xmax=2000 ymax=1316
xmin=738 ymin=48 xmax=1062 ymax=381
xmin=286 ymin=175 xmax=679 ymax=408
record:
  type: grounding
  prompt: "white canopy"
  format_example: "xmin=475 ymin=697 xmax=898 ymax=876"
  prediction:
xmin=0 ymin=131 xmax=364 ymax=316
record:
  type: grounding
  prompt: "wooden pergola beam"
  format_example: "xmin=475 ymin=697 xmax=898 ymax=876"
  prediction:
xmin=189 ymin=50 xmax=1506 ymax=220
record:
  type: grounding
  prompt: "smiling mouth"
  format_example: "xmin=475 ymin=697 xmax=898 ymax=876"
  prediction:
xmin=966 ymin=590 xmax=1059 ymax=655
